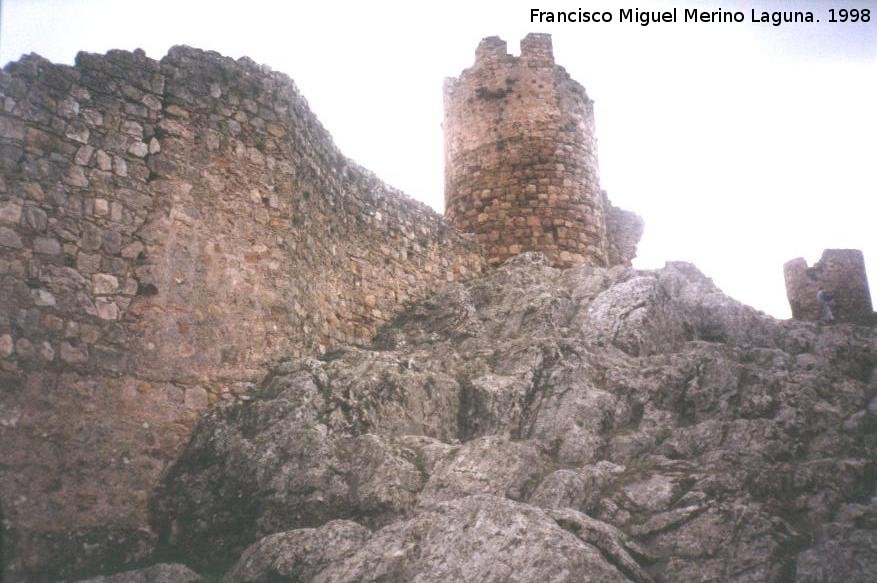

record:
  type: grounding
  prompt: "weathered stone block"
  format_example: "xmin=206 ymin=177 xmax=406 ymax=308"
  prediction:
xmin=0 ymin=226 xmax=22 ymax=248
xmin=75 ymin=144 xmax=95 ymax=166
xmin=32 ymin=289 xmax=56 ymax=306
xmin=95 ymin=298 xmax=119 ymax=320
xmin=0 ymin=200 xmax=22 ymax=224
xmin=23 ymin=206 xmax=47 ymax=231
xmin=127 ymin=141 xmax=148 ymax=157
xmin=93 ymin=273 xmax=119 ymax=295
xmin=64 ymin=166 xmax=89 ymax=188
xmin=33 ymin=236 xmax=61 ymax=255
xmin=0 ymin=334 xmax=13 ymax=358
xmin=96 ymin=150 xmax=112 ymax=171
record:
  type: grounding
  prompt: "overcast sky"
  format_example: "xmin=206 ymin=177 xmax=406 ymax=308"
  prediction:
xmin=2 ymin=0 xmax=875 ymax=318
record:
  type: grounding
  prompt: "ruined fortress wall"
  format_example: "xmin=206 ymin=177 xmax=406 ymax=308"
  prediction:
xmin=0 ymin=47 xmax=484 ymax=580
xmin=603 ymin=192 xmax=644 ymax=268
xmin=784 ymin=249 xmax=873 ymax=324
xmin=443 ymin=34 xmax=608 ymax=268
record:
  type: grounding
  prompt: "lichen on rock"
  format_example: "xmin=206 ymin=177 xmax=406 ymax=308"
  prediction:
xmin=147 ymin=253 xmax=877 ymax=581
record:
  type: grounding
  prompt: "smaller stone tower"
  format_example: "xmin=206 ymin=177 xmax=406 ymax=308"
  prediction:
xmin=784 ymin=249 xmax=874 ymax=323
xmin=443 ymin=34 xmax=608 ymax=268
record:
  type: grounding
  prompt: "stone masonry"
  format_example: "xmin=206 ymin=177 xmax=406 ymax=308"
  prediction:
xmin=603 ymin=191 xmax=644 ymax=268
xmin=784 ymin=249 xmax=873 ymax=324
xmin=443 ymin=34 xmax=639 ymax=268
xmin=0 ymin=47 xmax=484 ymax=580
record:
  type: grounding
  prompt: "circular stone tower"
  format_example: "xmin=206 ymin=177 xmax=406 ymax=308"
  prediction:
xmin=444 ymin=33 xmax=608 ymax=268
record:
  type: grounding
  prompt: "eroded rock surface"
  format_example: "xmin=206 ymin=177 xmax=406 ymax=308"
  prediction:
xmin=151 ymin=253 xmax=877 ymax=581
xmin=68 ymin=563 xmax=202 ymax=583
xmin=313 ymin=495 xmax=638 ymax=583
xmin=222 ymin=520 xmax=371 ymax=583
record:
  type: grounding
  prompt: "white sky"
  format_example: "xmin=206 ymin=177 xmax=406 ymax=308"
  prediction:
xmin=1 ymin=0 xmax=875 ymax=318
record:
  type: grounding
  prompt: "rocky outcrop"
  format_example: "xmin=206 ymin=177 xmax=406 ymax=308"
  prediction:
xmin=313 ymin=495 xmax=646 ymax=583
xmin=68 ymin=563 xmax=202 ymax=583
xmin=146 ymin=253 xmax=876 ymax=581
xmin=222 ymin=520 xmax=371 ymax=583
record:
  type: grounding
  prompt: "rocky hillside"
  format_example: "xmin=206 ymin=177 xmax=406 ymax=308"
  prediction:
xmin=82 ymin=253 xmax=875 ymax=582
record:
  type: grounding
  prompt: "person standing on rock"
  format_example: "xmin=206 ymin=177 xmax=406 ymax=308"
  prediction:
xmin=817 ymin=288 xmax=835 ymax=323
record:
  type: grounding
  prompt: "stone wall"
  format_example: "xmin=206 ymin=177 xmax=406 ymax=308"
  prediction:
xmin=443 ymin=34 xmax=616 ymax=269
xmin=603 ymin=191 xmax=643 ymax=268
xmin=784 ymin=249 xmax=873 ymax=324
xmin=0 ymin=46 xmax=483 ymax=580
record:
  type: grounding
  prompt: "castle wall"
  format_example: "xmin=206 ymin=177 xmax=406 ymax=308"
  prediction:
xmin=0 ymin=47 xmax=483 ymax=580
xmin=603 ymin=192 xmax=644 ymax=268
xmin=784 ymin=249 xmax=873 ymax=324
xmin=443 ymin=34 xmax=608 ymax=268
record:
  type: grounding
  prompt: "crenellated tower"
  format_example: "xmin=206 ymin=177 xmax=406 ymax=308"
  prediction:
xmin=443 ymin=33 xmax=609 ymax=268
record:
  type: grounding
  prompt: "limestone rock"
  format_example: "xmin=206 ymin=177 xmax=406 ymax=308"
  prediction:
xmin=313 ymin=495 xmax=634 ymax=583
xmin=222 ymin=520 xmax=370 ymax=583
xmin=417 ymin=435 xmax=546 ymax=506
xmin=794 ymin=500 xmax=877 ymax=583
xmin=150 ymin=362 xmax=437 ymax=570
xmin=150 ymin=253 xmax=876 ymax=581
xmin=68 ymin=563 xmax=202 ymax=583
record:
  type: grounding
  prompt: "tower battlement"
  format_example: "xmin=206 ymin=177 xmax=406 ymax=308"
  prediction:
xmin=474 ymin=35 xmax=509 ymax=62
xmin=472 ymin=33 xmax=555 ymax=65
xmin=519 ymin=32 xmax=554 ymax=64
xmin=443 ymin=33 xmax=619 ymax=268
